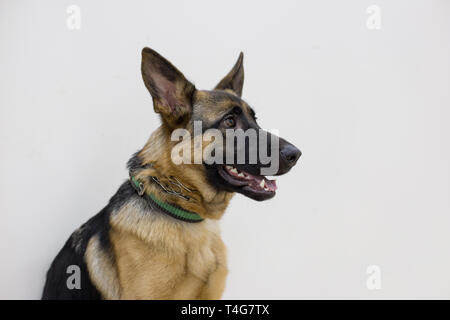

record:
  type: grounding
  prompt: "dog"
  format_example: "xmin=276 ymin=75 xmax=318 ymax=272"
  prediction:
xmin=42 ymin=47 xmax=301 ymax=299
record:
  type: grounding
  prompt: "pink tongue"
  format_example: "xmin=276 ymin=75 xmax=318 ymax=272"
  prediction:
xmin=265 ymin=179 xmax=277 ymax=191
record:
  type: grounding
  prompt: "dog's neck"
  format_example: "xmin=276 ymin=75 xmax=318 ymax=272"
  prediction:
xmin=128 ymin=126 xmax=233 ymax=220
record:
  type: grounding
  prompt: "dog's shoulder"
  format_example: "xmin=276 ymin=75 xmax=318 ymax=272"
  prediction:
xmin=42 ymin=181 xmax=135 ymax=300
xmin=41 ymin=211 xmax=108 ymax=299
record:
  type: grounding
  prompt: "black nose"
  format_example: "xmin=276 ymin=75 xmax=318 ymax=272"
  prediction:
xmin=280 ymin=144 xmax=301 ymax=166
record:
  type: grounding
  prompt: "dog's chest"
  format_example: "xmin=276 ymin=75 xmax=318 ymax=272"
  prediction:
xmin=109 ymin=218 xmax=227 ymax=299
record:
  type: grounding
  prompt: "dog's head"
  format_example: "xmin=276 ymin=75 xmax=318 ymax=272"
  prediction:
xmin=140 ymin=47 xmax=300 ymax=202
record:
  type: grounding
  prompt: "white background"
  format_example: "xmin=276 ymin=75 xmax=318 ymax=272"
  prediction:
xmin=1 ymin=0 xmax=450 ymax=299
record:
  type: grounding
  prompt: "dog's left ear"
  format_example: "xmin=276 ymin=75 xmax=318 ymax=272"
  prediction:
xmin=141 ymin=47 xmax=196 ymax=128
xmin=215 ymin=52 xmax=244 ymax=97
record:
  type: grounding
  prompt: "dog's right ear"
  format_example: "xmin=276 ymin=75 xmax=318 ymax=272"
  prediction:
xmin=141 ymin=47 xmax=195 ymax=128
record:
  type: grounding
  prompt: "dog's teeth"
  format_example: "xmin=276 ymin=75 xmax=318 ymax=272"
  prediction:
xmin=238 ymin=172 xmax=245 ymax=177
xmin=226 ymin=165 xmax=233 ymax=170
xmin=259 ymin=180 xmax=265 ymax=188
xmin=264 ymin=186 xmax=269 ymax=191
xmin=230 ymin=167 xmax=238 ymax=174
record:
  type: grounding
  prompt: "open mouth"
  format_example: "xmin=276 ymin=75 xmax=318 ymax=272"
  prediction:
xmin=218 ymin=165 xmax=277 ymax=199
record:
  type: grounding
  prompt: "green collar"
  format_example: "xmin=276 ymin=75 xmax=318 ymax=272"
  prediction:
xmin=130 ymin=176 xmax=204 ymax=223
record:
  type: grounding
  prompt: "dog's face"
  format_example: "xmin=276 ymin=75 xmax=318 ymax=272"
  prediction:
xmin=141 ymin=48 xmax=301 ymax=201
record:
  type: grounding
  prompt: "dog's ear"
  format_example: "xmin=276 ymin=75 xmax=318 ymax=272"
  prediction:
xmin=215 ymin=52 xmax=244 ymax=97
xmin=141 ymin=47 xmax=195 ymax=128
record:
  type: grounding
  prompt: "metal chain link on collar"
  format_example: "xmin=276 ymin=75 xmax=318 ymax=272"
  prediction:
xmin=130 ymin=163 xmax=196 ymax=201
xmin=150 ymin=176 xmax=195 ymax=201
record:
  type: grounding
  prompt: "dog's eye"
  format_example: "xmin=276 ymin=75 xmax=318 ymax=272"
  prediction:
xmin=223 ymin=116 xmax=236 ymax=128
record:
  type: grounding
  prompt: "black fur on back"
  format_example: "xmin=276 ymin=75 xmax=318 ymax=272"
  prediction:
xmin=41 ymin=180 xmax=138 ymax=300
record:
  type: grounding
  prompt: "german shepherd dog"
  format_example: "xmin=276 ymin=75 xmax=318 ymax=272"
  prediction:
xmin=42 ymin=48 xmax=301 ymax=299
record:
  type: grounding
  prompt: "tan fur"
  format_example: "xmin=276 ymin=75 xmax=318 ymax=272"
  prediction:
xmin=85 ymin=236 xmax=121 ymax=299
xmin=107 ymin=199 xmax=228 ymax=299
